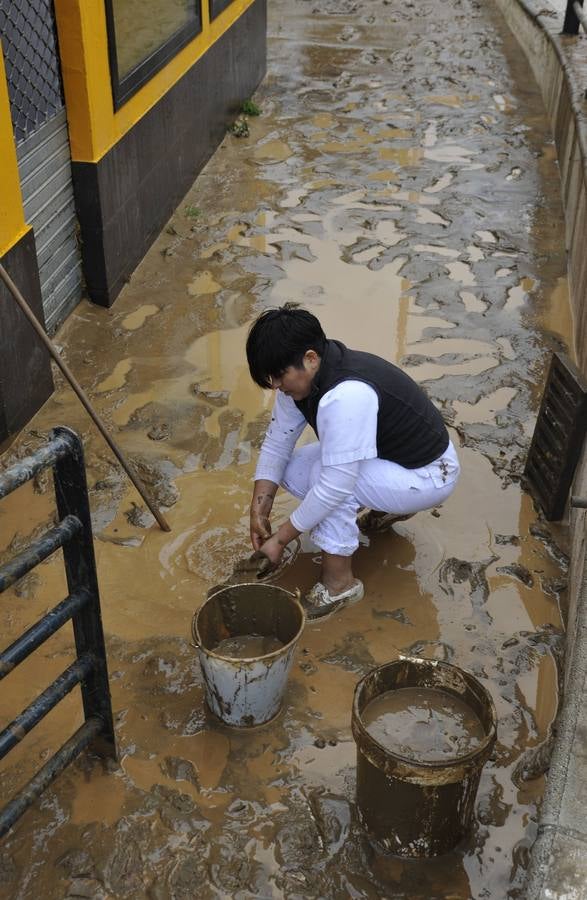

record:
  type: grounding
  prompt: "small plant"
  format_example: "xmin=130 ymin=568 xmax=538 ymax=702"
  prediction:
xmin=241 ymin=99 xmax=261 ymax=117
xmin=229 ymin=117 xmax=250 ymax=138
xmin=184 ymin=205 xmax=201 ymax=219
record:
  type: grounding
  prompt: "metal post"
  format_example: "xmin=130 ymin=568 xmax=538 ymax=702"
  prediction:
xmin=50 ymin=427 xmax=117 ymax=759
xmin=563 ymin=0 xmax=584 ymax=34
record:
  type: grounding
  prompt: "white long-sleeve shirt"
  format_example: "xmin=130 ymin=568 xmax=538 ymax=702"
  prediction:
xmin=255 ymin=381 xmax=379 ymax=532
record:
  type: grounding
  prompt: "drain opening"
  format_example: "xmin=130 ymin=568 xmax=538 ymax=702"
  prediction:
xmin=524 ymin=352 xmax=587 ymax=521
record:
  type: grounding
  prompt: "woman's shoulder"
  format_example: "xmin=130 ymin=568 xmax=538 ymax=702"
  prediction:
xmin=320 ymin=379 xmax=379 ymax=405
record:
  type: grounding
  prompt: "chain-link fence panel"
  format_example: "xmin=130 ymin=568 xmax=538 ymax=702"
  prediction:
xmin=0 ymin=0 xmax=63 ymax=144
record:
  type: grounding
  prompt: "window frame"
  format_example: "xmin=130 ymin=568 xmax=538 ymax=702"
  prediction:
xmin=209 ymin=0 xmax=234 ymax=21
xmin=104 ymin=0 xmax=203 ymax=109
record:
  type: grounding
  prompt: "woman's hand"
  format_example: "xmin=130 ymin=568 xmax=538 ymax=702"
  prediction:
xmin=259 ymin=518 xmax=301 ymax=565
xmin=250 ymin=480 xmax=278 ymax=551
xmin=258 ymin=533 xmax=284 ymax=565
xmin=250 ymin=511 xmax=271 ymax=552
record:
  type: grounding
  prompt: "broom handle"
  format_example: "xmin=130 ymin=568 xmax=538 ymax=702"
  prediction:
xmin=0 ymin=263 xmax=171 ymax=533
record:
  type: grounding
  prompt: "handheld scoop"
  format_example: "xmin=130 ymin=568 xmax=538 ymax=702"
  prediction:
xmin=232 ymin=550 xmax=278 ymax=580
xmin=206 ymin=539 xmax=301 ymax=601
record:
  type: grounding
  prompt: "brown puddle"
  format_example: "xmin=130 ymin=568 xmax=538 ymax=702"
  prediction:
xmin=0 ymin=0 xmax=573 ymax=896
xmin=361 ymin=686 xmax=486 ymax=762
xmin=213 ymin=634 xmax=284 ymax=659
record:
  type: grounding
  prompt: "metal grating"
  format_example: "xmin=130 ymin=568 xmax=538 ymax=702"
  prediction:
xmin=0 ymin=0 xmax=64 ymax=145
xmin=524 ymin=353 xmax=587 ymax=521
xmin=16 ymin=109 xmax=83 ymax=332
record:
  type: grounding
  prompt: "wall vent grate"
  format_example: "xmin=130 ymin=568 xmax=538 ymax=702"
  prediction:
xmin=524 ymin=353 xmax=587 ymax=521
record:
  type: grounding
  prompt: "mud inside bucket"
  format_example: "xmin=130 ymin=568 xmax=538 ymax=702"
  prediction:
xmin=351 ymin=658 xmax=497 ymax=857
xmin=192 ymin=583 xmax=305 ymax=727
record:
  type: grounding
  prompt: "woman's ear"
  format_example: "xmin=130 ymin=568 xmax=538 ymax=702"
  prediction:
xmin=304 ymin=349 xmax=319 ymax=371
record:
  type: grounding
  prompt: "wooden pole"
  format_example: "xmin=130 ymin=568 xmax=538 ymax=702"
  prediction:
xmin=0 ymin=263 xmax=171 ymax=533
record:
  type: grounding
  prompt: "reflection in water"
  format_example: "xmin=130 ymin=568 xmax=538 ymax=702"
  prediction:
xmin=446 ymin=260 xmax=477 ymax=286
xmin=121 ymin=303 xmax=159 ymax=331
xmin=505 ymin=277 xmax=536 ymax=311
xmin=254 ymin=139 xmax=293 ymax=162
xmin=540 ymin=277 xmax=574 ymax=350
xmin=96 ymin=358 xmax=132 ymax=393
xmin=460 ymin=290 xmax=487 ymax=313
xmin=454 ymin=387 xmax=518 ymax=424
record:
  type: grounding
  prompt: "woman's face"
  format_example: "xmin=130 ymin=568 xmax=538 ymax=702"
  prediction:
xmin=269 ymin=350 xmax=320 ymax=401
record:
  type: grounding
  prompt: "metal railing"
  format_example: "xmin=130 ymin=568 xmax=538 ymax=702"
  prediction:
xmin=0 ymin=427 xmax=116 ymax=838
xmin=563 ymin=0 xmax=587 ymax=34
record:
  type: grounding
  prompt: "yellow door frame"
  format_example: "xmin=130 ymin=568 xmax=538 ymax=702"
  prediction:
xmin=0 ymin=50 xmax=28 ymax=257
xmin=53 ymin=0 xmax=255 ymax=163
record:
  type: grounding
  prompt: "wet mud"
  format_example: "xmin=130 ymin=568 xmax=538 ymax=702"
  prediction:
xmin=212 ymin=635 xmax=285 ymax=660
xmin=0 ymin=0 xmax=573 ymax=896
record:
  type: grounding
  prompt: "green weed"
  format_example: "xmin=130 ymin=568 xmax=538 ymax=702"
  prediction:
xmin=241 ymin=99 xmax=261 ymax=117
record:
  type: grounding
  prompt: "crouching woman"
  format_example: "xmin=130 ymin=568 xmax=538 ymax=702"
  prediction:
xmin=246 ymin=305 xmax=460 ymax=619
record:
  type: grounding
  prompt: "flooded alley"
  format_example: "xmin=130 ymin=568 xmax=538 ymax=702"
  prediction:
xmin=0 ymin=0 xmax=574 ymax=896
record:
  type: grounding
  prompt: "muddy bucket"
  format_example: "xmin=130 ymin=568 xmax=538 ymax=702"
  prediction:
xmin=351 ymin=657 xmax=497 ymax=857
xmin=192 ymin=583 xmax=305 ymax=727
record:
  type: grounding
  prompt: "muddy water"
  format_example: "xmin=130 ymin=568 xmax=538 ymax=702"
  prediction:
xmin=361 ymin=687 xmax=485 ymax=762
xmin=213 ymin=634 xmax=284 ymax=659
xmin=0 ymin=0 xmax=572 ymax=896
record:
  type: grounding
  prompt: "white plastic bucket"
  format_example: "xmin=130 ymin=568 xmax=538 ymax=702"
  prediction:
xmin=192 ymin=583 xmax=305 ymax=727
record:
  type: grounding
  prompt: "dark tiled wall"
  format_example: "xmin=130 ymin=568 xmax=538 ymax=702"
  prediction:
xmin=0 ymin=230 xmax=53 ymax=443
xmin=72 ymin=0 xmax=266 ymax=307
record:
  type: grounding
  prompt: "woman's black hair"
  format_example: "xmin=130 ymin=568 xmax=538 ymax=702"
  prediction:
xmin=246 ymin=304 xmax=327 ymax=389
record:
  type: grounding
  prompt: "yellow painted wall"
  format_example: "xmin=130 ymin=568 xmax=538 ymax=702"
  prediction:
xmin=54 ymin=0 xmax=256 ymax=163
xmin=0 ymin=51 xmax=28 ymax=257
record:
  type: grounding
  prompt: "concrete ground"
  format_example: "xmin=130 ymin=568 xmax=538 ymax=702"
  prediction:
xmin=0 ymin=0 xmax=579 ymax=897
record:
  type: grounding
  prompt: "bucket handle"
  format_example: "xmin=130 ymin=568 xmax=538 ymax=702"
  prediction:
xmin=398 ymin=654 xmax=437 ymax=667
xmin=190 ymin=612 xmax=200 ymax=650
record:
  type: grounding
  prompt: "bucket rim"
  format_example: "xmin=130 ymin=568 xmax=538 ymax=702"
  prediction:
xmin=192 ymin=582 xmax=306 ymax=662
xmin=352 ymin=657 xmax=497 ymax=775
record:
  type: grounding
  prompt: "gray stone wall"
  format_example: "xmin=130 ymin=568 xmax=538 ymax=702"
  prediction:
xmin=493 ymin=0 xmax=587 ymax=647
xmin=491 ymin=1 xmax=587 ymax=893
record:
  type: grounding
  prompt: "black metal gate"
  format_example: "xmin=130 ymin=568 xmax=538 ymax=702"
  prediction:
xmin=0 ymin=427 xmax=116 ymax=838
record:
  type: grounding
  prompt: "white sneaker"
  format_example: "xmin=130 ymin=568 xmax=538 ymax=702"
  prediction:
xmin=302 ymin=579 xmax=365 ymax=620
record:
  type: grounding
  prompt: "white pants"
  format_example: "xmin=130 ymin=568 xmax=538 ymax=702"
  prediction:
xmin=282 ymin=441 xmax=460 ymax=556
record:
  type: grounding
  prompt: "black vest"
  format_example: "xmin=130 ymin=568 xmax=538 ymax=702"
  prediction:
xmin=295 ymin=340 xmax=449 ymax=469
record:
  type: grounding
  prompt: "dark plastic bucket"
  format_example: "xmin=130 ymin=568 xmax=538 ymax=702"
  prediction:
xmin=351 ymin=657 xmax=497 ymax=857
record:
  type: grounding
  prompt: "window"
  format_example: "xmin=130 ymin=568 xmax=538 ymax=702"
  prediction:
xmin=209 ymin=0 xmax=234 ymax=21
xmin=105 ymin=0 xmax=202 ymax=108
